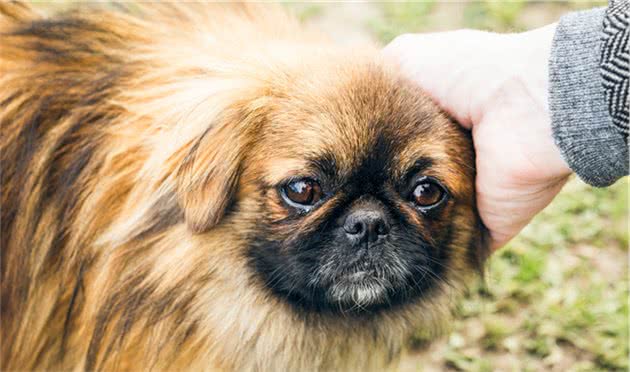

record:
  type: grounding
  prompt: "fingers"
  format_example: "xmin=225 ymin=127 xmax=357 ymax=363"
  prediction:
xmin=478 ymin=173 xmax=570 ymax=252
xmin=382 ymin=30 xmax=505 ymax=129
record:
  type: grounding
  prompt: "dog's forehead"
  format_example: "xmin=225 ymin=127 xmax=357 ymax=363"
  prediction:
xmin=263 ymin=107 xmax=390 ymax=177
xmin=256 ymin=62 xmax=462 ymax=185
xmin=259 ymin=114 xmax=452 ymax=189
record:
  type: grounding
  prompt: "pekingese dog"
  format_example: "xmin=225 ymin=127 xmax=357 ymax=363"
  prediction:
xmin=0 ymin=3 xmax=486 ymax=371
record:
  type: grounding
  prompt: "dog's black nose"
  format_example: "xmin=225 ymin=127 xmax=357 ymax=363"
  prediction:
xmin=343 ymin=210 xmax=390 ymax=243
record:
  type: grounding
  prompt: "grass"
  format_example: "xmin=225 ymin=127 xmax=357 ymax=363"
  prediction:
xmin=512 ymin=178 xmax=628 ymax=370
xmin=283 ymin=3 xmax=324 ymax=23
xmin=368 ymin=1 xmax=436 ymax=44
xmin=408 ymin=179 xmax=628 ymax=371
xmin=368 ymin=0 xmax=608 ymax=43
xmin=463 ymin=1 xmax=527 ymax=32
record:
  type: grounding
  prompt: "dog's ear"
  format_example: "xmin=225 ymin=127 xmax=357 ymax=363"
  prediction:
xmin=176 ymin=108 xmax=254 ymax=233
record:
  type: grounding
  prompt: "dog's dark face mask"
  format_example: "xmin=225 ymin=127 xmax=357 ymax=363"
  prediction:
xmin=228 ymin=65 xmax=485 ymax=315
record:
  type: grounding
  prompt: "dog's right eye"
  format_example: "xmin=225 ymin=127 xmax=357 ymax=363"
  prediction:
xmin=281 ymin=179 xmax=323 ymax=208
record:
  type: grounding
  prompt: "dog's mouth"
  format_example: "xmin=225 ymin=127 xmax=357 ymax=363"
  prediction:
xmin=327 ymin=277 xmax=390 ymax=309
xmin=324 ymin=259 xmax=396 ymax=310
xmin=250 ymin=234 xmax=446 ymax=314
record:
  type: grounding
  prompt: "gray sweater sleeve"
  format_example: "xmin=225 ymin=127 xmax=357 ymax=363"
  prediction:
xmin=549 ymin=6 xmax=629 ymax=187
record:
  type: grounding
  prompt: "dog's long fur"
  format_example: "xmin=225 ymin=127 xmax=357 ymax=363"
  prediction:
xmin=1 ymin=3 xmax=485 ymax=371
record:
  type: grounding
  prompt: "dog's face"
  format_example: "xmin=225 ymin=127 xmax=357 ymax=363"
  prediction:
xmin=179 ymin=61 xmax=483 ymax=315
xmin=238 ymin=63 xmax=482 ymax=314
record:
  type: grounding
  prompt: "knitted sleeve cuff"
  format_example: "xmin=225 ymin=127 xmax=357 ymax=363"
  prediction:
xmin=549 ymin=8 xmax=628 ymax=187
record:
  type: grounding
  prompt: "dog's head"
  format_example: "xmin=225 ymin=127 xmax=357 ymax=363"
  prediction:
xmin=175 ymin=58 xmax=485 ymax=315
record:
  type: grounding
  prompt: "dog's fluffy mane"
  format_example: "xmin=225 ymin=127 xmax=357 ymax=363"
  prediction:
xmin=0 ymin=3 xmax=464 ymax=370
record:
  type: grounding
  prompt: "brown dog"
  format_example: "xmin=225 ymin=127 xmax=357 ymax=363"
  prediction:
xmin=0 ymin=3 xmax=486 ymax=371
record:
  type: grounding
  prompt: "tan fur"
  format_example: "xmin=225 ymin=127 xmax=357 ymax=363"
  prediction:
xmin=1 ymin=3 xmax=484 ymax=371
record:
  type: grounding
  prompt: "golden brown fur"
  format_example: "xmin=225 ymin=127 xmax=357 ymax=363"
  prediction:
xmin=1 ymin=3 xmax=486 ymax=371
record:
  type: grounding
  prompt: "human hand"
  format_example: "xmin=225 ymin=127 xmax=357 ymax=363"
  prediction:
xmin=384 ymin=25 xmax=573 ymax=251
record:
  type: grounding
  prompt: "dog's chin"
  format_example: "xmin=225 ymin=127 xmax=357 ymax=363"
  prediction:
xmin=326 ymin=271 xmax=392 ymax=311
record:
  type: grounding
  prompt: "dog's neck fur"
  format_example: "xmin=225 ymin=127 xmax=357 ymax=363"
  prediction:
xmin=82 ymin=222 xmax=454 ymax=371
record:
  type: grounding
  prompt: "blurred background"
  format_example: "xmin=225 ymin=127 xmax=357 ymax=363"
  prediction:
xmin=32 ymin=1 xmax=627 ymax=371
xmin=287 ymin=1 xmax=627 ymax=371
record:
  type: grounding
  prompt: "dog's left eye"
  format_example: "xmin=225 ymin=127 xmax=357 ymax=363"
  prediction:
xmin=281 ymin=178 xmax=323 ymax=207
xmin=410 ymin=178 xmax=447 ymax=208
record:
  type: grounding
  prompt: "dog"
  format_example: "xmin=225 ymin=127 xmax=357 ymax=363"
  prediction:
xmin=0 ymin=3 xmax=486 ymax=371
